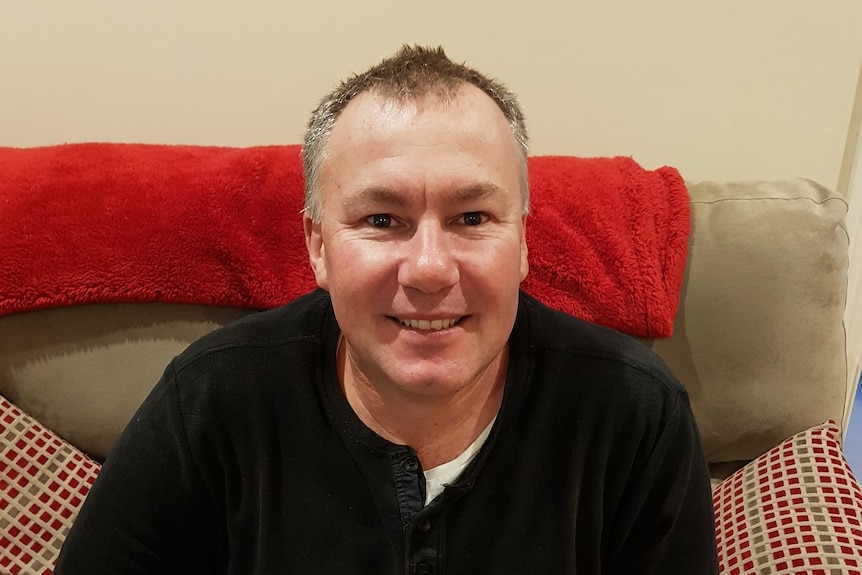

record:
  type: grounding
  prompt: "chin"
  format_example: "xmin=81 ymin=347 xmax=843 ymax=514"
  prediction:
xmin=397 ymin=378 xmax=469 ymax=398
xmin=390 ymin=360 xmax=482 ymax=394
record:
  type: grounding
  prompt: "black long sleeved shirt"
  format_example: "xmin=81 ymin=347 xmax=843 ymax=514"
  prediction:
xmin=55 ymin=289 xmax=718 ymax=574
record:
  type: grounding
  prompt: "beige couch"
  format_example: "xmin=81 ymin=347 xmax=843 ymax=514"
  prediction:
xmin=1 ymin=146 xmax=860 ymax=573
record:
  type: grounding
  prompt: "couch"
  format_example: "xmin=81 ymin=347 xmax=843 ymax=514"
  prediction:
xmin=1 ymin=143 xmax=860 ymax=574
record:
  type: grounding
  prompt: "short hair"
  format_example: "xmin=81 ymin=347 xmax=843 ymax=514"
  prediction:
xmin=301 ymin=45 xmax=529 ymax=224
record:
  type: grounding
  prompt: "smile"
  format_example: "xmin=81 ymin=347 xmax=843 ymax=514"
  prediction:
xmin=395 ymin=317 xmax=462 ymax=331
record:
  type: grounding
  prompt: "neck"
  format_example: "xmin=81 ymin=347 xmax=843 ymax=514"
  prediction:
xmin=338 ymin=339 xmax=506 ymax=469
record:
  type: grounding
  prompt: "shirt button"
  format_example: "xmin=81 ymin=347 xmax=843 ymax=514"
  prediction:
xmin=417 ymin=518 xmax=431 ymax=533
xmin=416 ymin=562 xmax=433 ymax=575
xmin=404 ymin=456 xmax=420 ymax=472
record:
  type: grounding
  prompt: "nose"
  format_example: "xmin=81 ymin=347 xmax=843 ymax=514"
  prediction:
xmin=398 ymin=221 xmax=460 ymax=294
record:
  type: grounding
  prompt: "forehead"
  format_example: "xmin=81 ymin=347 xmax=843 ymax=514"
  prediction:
xmin=321 ymin=85 xmax=521 ymax=198
xmin=334 ymin=84 xmax=509 ymax=136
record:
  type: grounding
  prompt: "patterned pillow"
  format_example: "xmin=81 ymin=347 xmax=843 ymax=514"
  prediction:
xmin=0 ymin=395 xmax=101 ymax=575
xmin=713 ymin=421 xmax=862 ymax=574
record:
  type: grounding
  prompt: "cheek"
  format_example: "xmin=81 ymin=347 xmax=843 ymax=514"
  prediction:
xmin=323 ymin=240 xmax=396 ymax=286
xmin=462 ymin=241 xmax=527 ymax=288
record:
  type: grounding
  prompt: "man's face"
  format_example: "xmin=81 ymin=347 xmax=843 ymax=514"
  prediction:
xmin=304 ymin=84 xmax=528 ymax=400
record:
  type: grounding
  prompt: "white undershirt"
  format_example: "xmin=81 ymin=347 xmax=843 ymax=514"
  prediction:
xmin=423 ymin=417 xmax=496 ymax=506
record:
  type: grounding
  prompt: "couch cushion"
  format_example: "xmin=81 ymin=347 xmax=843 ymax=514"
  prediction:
xmin=712 ymin=421 xmax=862 ymax=574
xmin=0 ymin=394 xmax=100 ymax=574
xmin=0 ymin=304 xmax=252 ymax=460
xmin=653 ymin=179 xmax=849 ymax=464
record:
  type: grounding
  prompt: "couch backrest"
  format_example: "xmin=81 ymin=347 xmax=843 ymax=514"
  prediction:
xmin=653 ymin=178 xmax=850 ymax=469
xmin=0 ymin=177 xmax=850 ymax=469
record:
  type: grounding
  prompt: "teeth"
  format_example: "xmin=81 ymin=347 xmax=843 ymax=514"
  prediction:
xmin=398 ymin=318 xmax=460 ymax=330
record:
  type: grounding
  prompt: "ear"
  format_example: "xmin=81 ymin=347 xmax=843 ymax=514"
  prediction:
xmin=519 ymin=215 xmax=529 ymax=281
xmin=304 ymin=215 xmax=329 ymax=290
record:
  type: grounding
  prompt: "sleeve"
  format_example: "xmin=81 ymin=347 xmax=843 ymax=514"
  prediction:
xmin=606 ymin=389 xmax=719 ymax=575
xmin=53 ymin=363 xmax=221 ymax=574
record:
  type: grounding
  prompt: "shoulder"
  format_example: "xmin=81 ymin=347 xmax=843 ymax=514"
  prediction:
xmin=171 ymin=289 xmax=332 ymax=375
xmin=519 ymin=292 xmax=675 ymax=384
xmin=512 ymin=293 xmax=699 ymax=467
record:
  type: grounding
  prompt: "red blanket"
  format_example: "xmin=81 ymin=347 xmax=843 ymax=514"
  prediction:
xmin=0 ymin=143 xmax=689 ymax=338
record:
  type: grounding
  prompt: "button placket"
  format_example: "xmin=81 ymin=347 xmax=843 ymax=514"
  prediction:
xmin=408 ymin=510 xmax=440 ymax=575
xmin=392 ymin=450 xmax=425 ymax=533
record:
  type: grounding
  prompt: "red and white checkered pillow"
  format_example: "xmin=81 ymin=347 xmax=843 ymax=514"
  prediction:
xmin=0 ymin=395 xmax=101 ymax=575
xmin=713 ymin=420 xmax=862 ymax=574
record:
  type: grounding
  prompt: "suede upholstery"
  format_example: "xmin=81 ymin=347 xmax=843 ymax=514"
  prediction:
xmin=654 ymin=178 xmax=849 ymax=471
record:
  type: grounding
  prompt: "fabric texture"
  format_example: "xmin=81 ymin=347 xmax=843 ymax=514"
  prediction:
xmin=0 ymin=143 xmax=689 ymax=338
xmin=0 ymin=395 xmax=101 ymax=575
xmin=54 ymin=290 xmax=718 ymax=574
xmin=652 ymin=179 xmax=849 ymax=464
xmin=523 ymin=155 xmax=690 ymax=338
xmin=712 ymin=421 xmax=862 ymax=574
xmin=0 ymin=303 xmax=251 ymax=461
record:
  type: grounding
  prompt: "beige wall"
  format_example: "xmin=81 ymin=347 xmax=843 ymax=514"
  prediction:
xmin=1 ymin=0 xmax=860 ymax=190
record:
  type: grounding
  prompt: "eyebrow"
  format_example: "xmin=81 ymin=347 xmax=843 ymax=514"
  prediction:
xmin=341 ymin=182 xmax=505 ymax=212
xmin=341 ymin=187 xmax=407 ymax=213
xmin=445 ymin=183 xmax=503 ymax=205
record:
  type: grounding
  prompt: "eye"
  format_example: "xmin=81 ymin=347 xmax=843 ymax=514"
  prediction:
xmin=460 ymin=212 xmax=487 ymax=226
xmin=367 ymin=214 xmax=392 ymax=228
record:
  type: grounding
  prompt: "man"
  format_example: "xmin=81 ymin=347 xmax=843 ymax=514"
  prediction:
xmin=56 ymin=45 xmax=718 ymax=574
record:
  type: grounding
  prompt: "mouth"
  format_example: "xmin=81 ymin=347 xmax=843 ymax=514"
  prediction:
xmin=393 ymin=317 xmax=464 ymax=331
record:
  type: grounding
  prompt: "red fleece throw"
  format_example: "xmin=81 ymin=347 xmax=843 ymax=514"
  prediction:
xmin=522 ymin=156 xmax=690 ymax=338
xmin=0 ymin=143 xmax=689 ymax=338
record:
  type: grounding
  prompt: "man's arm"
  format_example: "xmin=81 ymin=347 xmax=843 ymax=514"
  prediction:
xmin=54 ymin=363 xmax=220 ymax=574
xmin=607 ymin=390 xmax=719 ymax=574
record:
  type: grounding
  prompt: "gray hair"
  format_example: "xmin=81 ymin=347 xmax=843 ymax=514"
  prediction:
xmin=301 ymin=45 xmax=529 ymax=224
